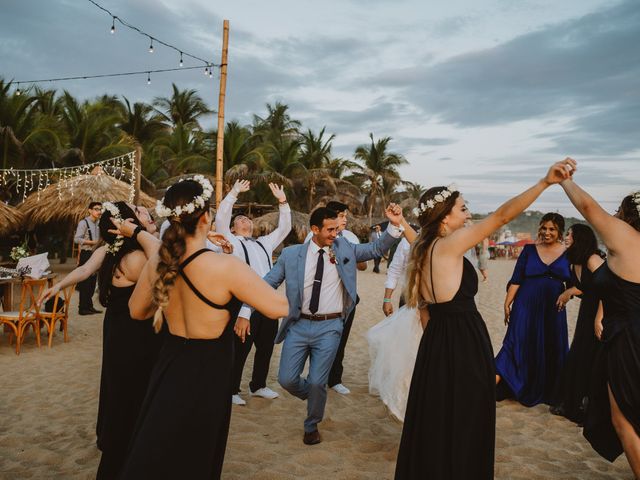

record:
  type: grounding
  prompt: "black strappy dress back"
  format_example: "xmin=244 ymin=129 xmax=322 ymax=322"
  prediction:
xmin=583 ymin=261 xmax=640 ymax=462
xmin=395 ymin=240 xmax=496 ymax=479
xmin=120 ymin=249 xmax=242 ymax=480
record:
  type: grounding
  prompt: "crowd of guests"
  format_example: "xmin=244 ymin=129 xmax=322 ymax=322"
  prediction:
xmin=37 ymin=158 xmax=640 ymax=479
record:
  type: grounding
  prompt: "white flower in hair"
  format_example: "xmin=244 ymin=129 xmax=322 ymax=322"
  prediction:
xmin=414 ymin=184 xmax=458 ymax=215
xmin=155 ymin=175 xmax=213 ymax=219
xmin=632 ymin=190 xmax=640 ymax=215
xmin=102 ymin=202 xmax=126 ymax=255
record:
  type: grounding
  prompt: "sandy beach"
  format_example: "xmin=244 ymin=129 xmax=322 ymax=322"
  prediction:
xmin=0 ymin=259 xmax=631 ymax=479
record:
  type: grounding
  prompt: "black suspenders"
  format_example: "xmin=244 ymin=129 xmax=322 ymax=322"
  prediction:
xmin=239 ymin=239 xmax=272 ymax=268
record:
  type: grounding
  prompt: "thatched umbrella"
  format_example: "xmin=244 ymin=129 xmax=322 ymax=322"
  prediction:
xmin=252 ymin=210 xmax=310 ymax=244
xmin=19 ymin=173 xmax=156 ymax=226
xmin=0 ymin=202 xmax=24 ymax=236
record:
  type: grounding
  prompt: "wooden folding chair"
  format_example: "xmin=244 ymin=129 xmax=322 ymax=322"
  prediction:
xmin=38 ymin=284 xmax=75 ymax=347
xmin=0 ymin=278 xmax=46 ymax=355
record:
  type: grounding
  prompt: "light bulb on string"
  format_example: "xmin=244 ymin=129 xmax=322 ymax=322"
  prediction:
xmin=179 ymin=52 xmax=183 ymax=67
xmin=204 ymin=65 xmax=209 ymax=76
xmin=149 ymin=37 xmax=154 ymax=53
xmin=110 ymin=16 xmax=116 ymax=34
xmin=209 ymin=68 xmax=213 ymax=78
xmin=147 ymin=72 xmax=151 ymax=85
xmin=16 ymin=83 xmax=21 ymax=96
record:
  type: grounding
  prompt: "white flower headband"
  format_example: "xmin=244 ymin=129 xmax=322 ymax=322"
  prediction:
xmin=412 ymin=183 xmax=458 ymax=216
xmin=102 ymin=202 xmax=125 ymax=255
xmin=155 ymin=175 xmax=213 ymax=219
xmin=632 ymin=191 xmax=640 ymax=216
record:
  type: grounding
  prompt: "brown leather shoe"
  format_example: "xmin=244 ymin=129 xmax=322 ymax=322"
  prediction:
xmin=303 ymin=429 xmax=321 ymax=445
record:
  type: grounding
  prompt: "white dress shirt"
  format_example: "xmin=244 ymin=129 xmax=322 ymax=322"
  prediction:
xmin=301 ymin=240 xmax=344 ymax=315
xmin=215 ymin=190 xmax=292 ymax=318
xmin=385 ymin=237 xmax=411 ymax=290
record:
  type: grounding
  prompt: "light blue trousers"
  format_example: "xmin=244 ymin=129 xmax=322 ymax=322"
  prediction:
xmin=277 ymin=318 xmax=343 ymax=432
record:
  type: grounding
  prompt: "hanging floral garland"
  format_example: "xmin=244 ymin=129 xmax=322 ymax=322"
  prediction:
xmin=0 ymin=151 xmax=136 ymax=203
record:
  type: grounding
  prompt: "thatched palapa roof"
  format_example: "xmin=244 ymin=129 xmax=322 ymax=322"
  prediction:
xmin=0 ymin=202 xmax=24 ymax=236
xmin=19 ymin=173 xmax=156 ymax=226
xmin=252 ymin=210 xmax=310 ymax=243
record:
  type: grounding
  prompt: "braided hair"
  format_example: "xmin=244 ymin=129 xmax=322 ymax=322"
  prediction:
xmin=153 ymin=180 xmax=210 ymax=332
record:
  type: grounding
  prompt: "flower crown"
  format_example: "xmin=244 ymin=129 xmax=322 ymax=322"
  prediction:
xmin=155 ymin=175 xmax=213 ymax=218
xmin=632 ymin=191 xmax=640 ymax=216
xmin=412 ymin=184 xmax=458 ymax=216
xmin=102 ymin=202 xmax=125 ymax=255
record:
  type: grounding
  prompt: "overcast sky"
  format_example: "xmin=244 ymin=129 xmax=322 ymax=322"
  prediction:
xmin=2 ymin=0 xmax=638 ymax=216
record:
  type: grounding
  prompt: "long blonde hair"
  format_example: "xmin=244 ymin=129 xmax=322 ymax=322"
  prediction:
xmin=404 ymin=187 xmax=460 ymax=307
xmin=152 ymin=180 xmax=209 ymax=332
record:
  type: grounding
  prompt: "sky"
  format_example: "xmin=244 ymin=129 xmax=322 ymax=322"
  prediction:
xmin=1 ymin=0 xmax=639 ymax=216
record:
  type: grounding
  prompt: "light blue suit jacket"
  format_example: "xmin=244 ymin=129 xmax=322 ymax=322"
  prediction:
xmin=262 ymin=231 xmax=399 ymax=344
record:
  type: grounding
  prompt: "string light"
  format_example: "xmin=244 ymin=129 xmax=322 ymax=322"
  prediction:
xmin=204 ymin=65 xmax=209 ymax=76
xmin=148 ymin=37 xmax=154 ymax=53
xmin=110 ymin=16 xmax=115 ymax=34
xmin=87 ymin=0 xmax=216 ymax=68
xmin=1 ymin=152 xmax=136 ymax=202
xmin=15 ymin=84 xmax=21 ymax=96
xmin=147 ymin=72 xmax=151 ymax=85
xmin=12 ymin=65 xmax=214 ymax=90
xmin=179 ymin=51 xmax=183 ymax=67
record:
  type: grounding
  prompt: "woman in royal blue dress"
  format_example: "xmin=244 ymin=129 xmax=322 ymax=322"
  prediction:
xmin=495 ymin=212 xmax=571 ymax=406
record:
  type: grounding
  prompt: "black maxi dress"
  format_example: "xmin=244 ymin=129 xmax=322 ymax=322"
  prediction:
xmin=551 ymin=264 xmax=603 ymax=424
xmin=395 ymin=255 xmax=496 ymax=479
xmin=96 ymin=285 xmax=164 ymax=479
xmin=119 ymin=249 xmax=241 ymax=480
xmin=583 ymin=262 xmax=640 ymax=462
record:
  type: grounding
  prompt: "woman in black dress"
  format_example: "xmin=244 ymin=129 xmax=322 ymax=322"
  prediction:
xmin=395 ymin=159 xmax=576 ymax=479
xmin=121 ymin=177 xmax=288 ymax=479
xmin=560 ymin=169 xmax=640 ymax=479
xmin=40 ymin=202 xmax=163 ymax=479
xmin=550 ymin=224 xmax=604 ymax=424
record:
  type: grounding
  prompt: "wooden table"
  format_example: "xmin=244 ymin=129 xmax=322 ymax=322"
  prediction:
xmin=0 ymin=274 xmax=57 ymax=311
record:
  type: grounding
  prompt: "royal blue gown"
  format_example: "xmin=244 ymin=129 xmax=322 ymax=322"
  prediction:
xmin=495 ymin=244 xmax=571 ymax=406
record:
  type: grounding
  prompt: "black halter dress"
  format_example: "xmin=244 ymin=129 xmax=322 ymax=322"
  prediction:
xmin=395 ymin=248 xmax=495 ymax=479
xmin=583 ymin=261 xmax=640 ymax=462
xmin=119 ymin=249 xmax=241 ymax=480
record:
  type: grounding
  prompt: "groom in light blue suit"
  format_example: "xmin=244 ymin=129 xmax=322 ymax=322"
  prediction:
xmin=259 ymin=205 xmax=405 ymax=445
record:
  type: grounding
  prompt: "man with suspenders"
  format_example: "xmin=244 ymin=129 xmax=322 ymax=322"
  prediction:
xmin=216 ymin=180 xmax=292 ymax=405
xmin=74 ymin=201 xmax=102 ymax=315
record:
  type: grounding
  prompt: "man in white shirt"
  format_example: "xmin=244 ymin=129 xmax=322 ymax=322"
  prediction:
xmin=74 ymin=201 xmax=102 ymax=315
xmin=248 ymin=205 xmax=404 ymax=444
xmin=217 ymin=179 xmax=292 ymax=406
xmin=382 ymin=237 xmax=411 ymax=316
xmin=305 ymin=201 xmax=366 ymax=395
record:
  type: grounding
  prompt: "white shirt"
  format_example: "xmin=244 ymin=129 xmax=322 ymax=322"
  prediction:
xmin=159 ymin=220 xmax=222 ymax=253
xmin=304 ymin=228 xmax=360 ymax=244
xmin=385 ymin=238 xmax=411 ymax=290
xmin=215 ymin=191 xmax=292 ymax=318
xmin=301 ymin=240 xmax=344 ymax=315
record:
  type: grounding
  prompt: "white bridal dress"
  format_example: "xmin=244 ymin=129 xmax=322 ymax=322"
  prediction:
xmin=367 ymin=306 xmax=422 ymax=422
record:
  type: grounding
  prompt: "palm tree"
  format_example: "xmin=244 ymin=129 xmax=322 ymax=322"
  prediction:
xmin=153 ymin=83 xmax=212 ymax=129
xmin=118 ymin=97 xmax=168 ymax=145
xmin=148 ymin=121 xmax=210 ymax=182
xmin=352 ymin=133 xmax=407 ymax=221
xmin=252 ymin=102 xmax=301 ymax=143
xmin=299 ymin=127 xmax=334 ymax=169
xmin=57 ymin=91 xmax=128 ymax=165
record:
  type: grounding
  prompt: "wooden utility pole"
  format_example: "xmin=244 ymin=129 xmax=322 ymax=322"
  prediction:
xmin=215 ymin=20 xmax=230 ymax=208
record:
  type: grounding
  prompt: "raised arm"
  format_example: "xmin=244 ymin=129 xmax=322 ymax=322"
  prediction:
xmin=259 ymin=183 xmax=292 ymax=249
xmin=443 ymin=159 xmax=577 ymax=256
xmin=215 ymin=180 xmax=249 ymax=238
xmin=39 ymin=246 xmax=107 ymax=305
xmin=560 ymin=178 xmax=639 ymax=256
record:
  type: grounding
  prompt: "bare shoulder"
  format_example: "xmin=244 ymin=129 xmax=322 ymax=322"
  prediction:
xmin=587 ymin=253 xmax=605 ymax=271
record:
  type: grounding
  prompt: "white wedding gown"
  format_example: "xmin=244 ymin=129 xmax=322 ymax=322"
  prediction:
xmin=367 ymin=306 xmax=423 ymax=422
